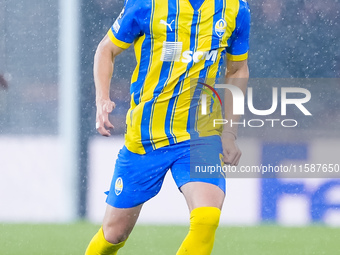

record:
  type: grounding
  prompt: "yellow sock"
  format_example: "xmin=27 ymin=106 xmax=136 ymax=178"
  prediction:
xmin=85 ymin=227 xmax=126 ymax=255
xmin=176 ymin=207 xmax=221 ymax=255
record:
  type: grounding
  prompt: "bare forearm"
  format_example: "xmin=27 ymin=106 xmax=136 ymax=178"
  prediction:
xmin=94 ymin=45 xmax=115 ymax=103
xmin=224 ymin=62 xmax=249 ymax=137
xmin=93 ymin=36 xmax=125 ymax=136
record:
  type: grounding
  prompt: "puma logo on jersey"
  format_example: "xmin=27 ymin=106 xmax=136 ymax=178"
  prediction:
xmin=160 ymin=19 xmax=174 ymax=31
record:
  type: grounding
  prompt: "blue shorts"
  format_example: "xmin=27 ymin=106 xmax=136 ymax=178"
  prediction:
xmin=106 ymin=136 xmax=226 ymax=208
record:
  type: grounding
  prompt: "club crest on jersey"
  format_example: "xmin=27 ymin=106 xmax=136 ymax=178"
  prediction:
xmin=215 ymin=19 xmax=227 ymax=38
xmin=115 ymin=177 xmax=123 ymax=196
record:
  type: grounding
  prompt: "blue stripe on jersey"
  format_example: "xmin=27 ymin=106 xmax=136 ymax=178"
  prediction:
xmin=210 ymin=0 xmax=225 ymax=113
xmin=221 ymin=0 xmax=227 ymax=47
xmin=141 ymin=0 xmax=178 ymax=151
xmin=165 ymin=9 xmax=200 ymax=145
xmin=185 ymin=10 xmax=204 ymax=138
xmin=215 ymin=0 xmax=227 ymax=85
xmin=187 ymin=0 xmax=224 ymax=138
xmin=139 ymin=0 xmax=156 ymax=152
xmin=129 ymin=3 xmax=153 ymax=105
xmin=188 ymin=0 xmax=206 ymax=10
xmin=163 ymin=0 xmax=183 ymax=146
xmin=227 ymin=0 xmax=249 ymax=55
xmin=130 ymin=39 xmax=152 ymax=104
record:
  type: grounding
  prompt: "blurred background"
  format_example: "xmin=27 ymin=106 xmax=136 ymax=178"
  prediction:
xmin=0 ymin=0 xmax=340 ymax=254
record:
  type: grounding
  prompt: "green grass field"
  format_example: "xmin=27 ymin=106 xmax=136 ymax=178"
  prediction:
xmin=1 ymin=222 xmax=339 ymax=255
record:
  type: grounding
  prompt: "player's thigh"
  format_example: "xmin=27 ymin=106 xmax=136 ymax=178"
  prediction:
xmin=171 ymin=136 xmax=226 ymax=211
xmin=180 ymin=182 xmax=225 ymax=212
xmin=102 ymin=203 xmax=143 ymax=244
xmin=106 ymin=146 xmax=174 ymax=208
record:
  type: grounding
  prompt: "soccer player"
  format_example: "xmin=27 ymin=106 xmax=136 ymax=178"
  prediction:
xmin=85 ymin=0 xmax=250 ymax=254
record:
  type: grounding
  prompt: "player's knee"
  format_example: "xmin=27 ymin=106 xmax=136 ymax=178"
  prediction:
xmin=102 ymin=224 xmax=129 ymax=244
xmin=190 ymin=207 xmax=221 ymax=232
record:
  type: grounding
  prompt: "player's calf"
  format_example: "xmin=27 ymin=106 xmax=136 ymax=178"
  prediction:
xmin=176 ymin=207 xmax=221 ymax=255
xmin=85 ymin=227 xmax=126 ymax=255
xmin=102 ymin=223 xmax=129 ymax=244
xmin=85 ymin=204 xmax=141 ymax=255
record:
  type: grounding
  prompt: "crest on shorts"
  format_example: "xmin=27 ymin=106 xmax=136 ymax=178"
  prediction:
xmin=214 ymin=19 xmax=227 ymax=38
xmin=115 ymin=177 xmax=123 ymax=196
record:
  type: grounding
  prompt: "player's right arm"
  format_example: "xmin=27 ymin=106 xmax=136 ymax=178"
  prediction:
xmin=94 ymin=0 xmax=144 ymax=136
xmin=94 ymin=35 xmax=124 ymax=137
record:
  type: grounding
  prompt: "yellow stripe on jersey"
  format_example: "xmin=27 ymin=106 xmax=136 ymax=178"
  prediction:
xmin=183 ymin=1 xmax=216 ymax=137
xmin=223 ymin=0 xmax=239 ymax=47
xmin=144 ymin=0 xmax=170 ymax=150
xmin=125 ymin=34 xmax=146 ymax=153
xmin=219 ymin=0 xmax=227 ymax=48
xmin=151 ymin=0 xmax=194 ymax=149
xmin=124 ymin=0 xmax=158 ymax=154
xmin=227 ymin=52 xmax=248 ymax=61
xmin=167 ymin=0 xmax=196 ymax=145
xmin=107 ymin=29 xmax=131 ymax=49
xmin=131 ymin=34 xmax=145 ymax=86
xmin=150 ymin=0 xmax=178 ymax=150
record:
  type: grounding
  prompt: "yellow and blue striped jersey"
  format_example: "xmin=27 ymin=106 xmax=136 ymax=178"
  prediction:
xmin=108 ymin=0 xmax=250 ymax=154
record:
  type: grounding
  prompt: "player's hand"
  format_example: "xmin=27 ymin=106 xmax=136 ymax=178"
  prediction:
xmin=221 ymin=132 xmax=242 ymax=166
xmin=96 ymin=98 xmax=116 ymax=136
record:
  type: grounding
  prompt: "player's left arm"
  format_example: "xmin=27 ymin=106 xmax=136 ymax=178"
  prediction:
xmin=222 ymin=0 xmax=250 ymax=166
xmin=222 ymin=59 xmax=249 ymax=166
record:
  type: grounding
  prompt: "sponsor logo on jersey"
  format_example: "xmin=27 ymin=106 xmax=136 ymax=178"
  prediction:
xmin=161 ymin=41 xmax=183 ymax=62
xmin=115 ymin=177 xmax=123 ymax=196
xmin=181 ymin=50 xmax=218 ymax=63
xmin=215 ymin=19 xmax=227 ymax=38
xmin=161 ymin=41 xmax=219 ymax=64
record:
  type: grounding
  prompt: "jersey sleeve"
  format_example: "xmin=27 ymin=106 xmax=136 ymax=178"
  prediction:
xmin=107 ymin=0 xmax=143 ymax=49
xmin=226 ymin=0 xmax=251 ymax=61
